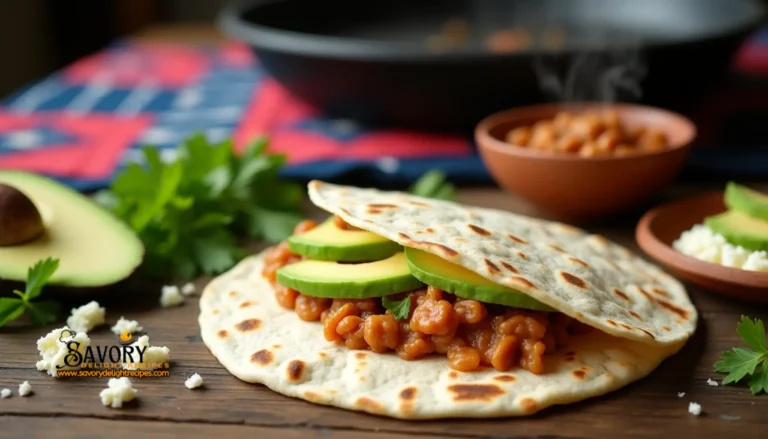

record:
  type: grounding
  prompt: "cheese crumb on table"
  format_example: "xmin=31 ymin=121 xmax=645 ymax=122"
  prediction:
xmin=160 ymin=285 xmax=185 ymax=307
xmin=185 ymin=373 xmax=203 ymax=389
xmin=706 ymin=378 xmax=719 ymax=387
xmin=66 ymin=301 xmax=106 ymax=333
xmin=688 ymin=402 xmax=702 ymax=416
xmin=36 ymin=326 xmax=91 ymax=377
xmin=110 ymin=317 xmax=143 ymax=336
xmin=1 ymin=389 xmax=10 ymax=398
xmin=677 ymin=392 xmax=685 ymax=398
xmin=18 ymin=381 xmax=32 ymax=397
xmin=673 ymin=224 xmax=768 ymax=271
xmin=123 ymin=335 xmax=170 ymax=370
xmin=99 ymin=377 xmax=137 ymax=408
xmin=181 ymin=282 xmax=196 ymax=296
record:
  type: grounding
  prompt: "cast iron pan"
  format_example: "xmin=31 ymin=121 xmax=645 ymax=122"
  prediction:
xmin=220 ymin=0 xmax=765 ymax=132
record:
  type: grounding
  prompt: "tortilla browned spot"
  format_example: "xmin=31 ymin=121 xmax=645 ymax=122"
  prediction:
xmin=592 ymin=235 xmax=610 ymax=246
xmin=448 ymin=384 xmax=505 ymax=402
xmin=235 ymin=319 xmax=262 ymax=332
xmin=399 ymin=387 xmax=417 ymax=400
xmin=656 ymin=298 xmax=689 ymax=320
xmin=564 ymin=354 xmax=576 ymax=362
xmin=484 ymin=259 xmax=501 ymax=275
xmin=368 ymin=203 xmax=398 ymax=209
xmin=355 ymin=352 xmax=367 ymax=360
xmin=448 ymin=371 xmax=459 ymax=379
xmin=548 ymin=244 xmax=566 ymax=253
xmin=303 ymin=391 xmax=323 ymax=402
xmin=507 ymin=234 xmax=528 ymax=244
xmin=211 ymin=309 xmax=219 ymax=315
xmin=318 ymin=352 xmax=327 ymax=359
xmin=367 ymin=208 xmax=383 ymax=215
xmin=228 ymin=291 xmax=237 ymax=298
xmin=620 ymin=323 xmax=633 ymax=330
xmin=500 ymin=261 xmax=519 ymax=274
xmin=251 ymin=349 xmax=273 ymax=365
xmin=638 ymin=287 xmax=653 ymax=302
xmin=339 ymin=207 xmax=351 ymax=216
xmin=520 ymin=397 xmax=538 ymax=413
xmin=517 ymin=251 xmax=527 ymax=259
xmin=272 ymin=344 xmax=282 ymax=349
xmin=638 ymin=328 xmax=656 ymax=339
xmin=569 ymin=258 xmax=588 ymax=268
xmin=628 ymin=311 xmax=642 ymax=320
xmin=421 ymin=241 xmax=459 ymax=258
xmin=239 ymin=301 xmax=253 ymax=309
xmin=494 ymin=375 xmax=516 ymax=382
xmin=561 ymin=272 xmax=587 ymax=289
xmin=408 ymin=201 xmax=429 ymax=207
xmin=662 ymin=326 xmax=671 ymax=332
xmin=468 ymin=224 xmax=492 ymax=236
xmin=425 ymin=227 xmax=435 ymax=233
xmin=398 ymin=232 xmax=410 ymax=240
xmin=652 ymin=288 xmax=671 ymax=298
xmin=363 ymin=219 xmax=375 ymax=224
xmin=287 ymin=360 xmax=304 ymax=381
xmin=606 ymin=319 xmax=618 ymax=327
xmin=510 ymin=276 xmax=536 ymax=289
xmin=355 ymin=397 xmax=383 ymax=412
xmin=572 ymin=369 xmax=586 ymax=380
xmin=613 ymin=289 xmax=631 ymax=302
xmin=217 ymin=330 xmax=228 ymax=339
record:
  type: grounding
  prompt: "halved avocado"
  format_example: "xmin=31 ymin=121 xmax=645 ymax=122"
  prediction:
xmin=705 ymin=210 xmax=768 ymax=252
xmin=287 ymin=217 xmax=401 ymax=261
xmin=276 ymin=252 xmax=424 ymax=298
xmin=0 ymin=171 xmax=144 ymax=287
xmin=405 ymin=248 xmax=554 ymax=311
xmin=725 ymin=182 xmax=768 ymax=221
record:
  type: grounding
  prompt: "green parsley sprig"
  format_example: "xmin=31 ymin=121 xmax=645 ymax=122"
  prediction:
xmin=408 ymin=170 xmax=457 ymax=201
xmin=714 ymin=316 xmax=768 ymax=395
xmin=97 ymin=134 xmax=305 ymax=280
xmin=0 ymin=258 xmax=60 ymax=327
xmin=382 ymin=296 xmax=411 ymax=320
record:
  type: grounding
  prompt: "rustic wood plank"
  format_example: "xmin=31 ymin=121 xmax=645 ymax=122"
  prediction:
xmin=0 ymin=187 xmax=766 ymax=439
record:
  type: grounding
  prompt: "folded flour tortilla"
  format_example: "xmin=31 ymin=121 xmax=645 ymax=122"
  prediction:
xmin=199 ymin=181 xmax=697 ymax=419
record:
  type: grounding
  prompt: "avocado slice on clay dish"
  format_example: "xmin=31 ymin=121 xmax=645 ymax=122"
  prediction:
xmin=405 ymin=248 xmax=555 ymax=311
xmin=725 ymin=182 xmax=768 ymax=221
xmin=276 ymin=252 xmax=424 ymax=298
xmin=288 ymin=217 xmax=402 ymax=262
xmin=0 ymin=171 xmax=144 ymax=287
xmin=705 ymin=210 xmax=768 ymax=252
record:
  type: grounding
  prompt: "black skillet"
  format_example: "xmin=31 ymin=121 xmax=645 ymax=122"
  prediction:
xmin=219 ymin=0 xmax=765 ymax=132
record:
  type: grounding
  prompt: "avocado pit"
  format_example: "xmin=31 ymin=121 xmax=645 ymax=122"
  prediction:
xmin=0 ymin=183 xmax=45 ymax=246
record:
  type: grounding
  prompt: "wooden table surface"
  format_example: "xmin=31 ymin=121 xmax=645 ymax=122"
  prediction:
xmin=1 ymin=183 xmax=767 ymax=439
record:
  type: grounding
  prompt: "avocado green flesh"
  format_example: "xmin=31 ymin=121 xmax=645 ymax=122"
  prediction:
xmin=725 ymin=182 xmax=768 ymax=221
xmin=705 ymin=210 xmax=768 ymax=252
xmin=0 ymin=171 xmax=144 ymax=287
xmin=276 ymin=252 xmax=424 ymax=298
xmin=404 ymin=247 xmax=555 ymax=311
xmin=287 ymin=218 xmax=401 ymax=261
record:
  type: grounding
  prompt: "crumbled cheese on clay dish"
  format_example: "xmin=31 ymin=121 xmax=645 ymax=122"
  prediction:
xmin=36 ymin=326 xmax=91 ymax=377
xmin=110 ymin=317 xmax=143 ymax=336
xmin=181 ymin=282 xmax=196 ymax=296
xmin=1 ymin=389 xmax=10 ymax=398
xmin=18 ymin=381 xmax=32 ymax=397
xmin=673 ymin=224 xmax=768 ymax=271
xmin=99 ymin=377 xmax=137 ymax=408
xmin=123 ymin=335 xmax=170 ymax=370
xmin=66 ymin=301 xmax=106 ymax=333
xmin=160 ymin=285 xmax=184 ymax=307
xmin=688 ymin=402 xmax=702 ymax=416
xmin=185 ymin=373 xmax=203 ymax=389
xmin=707 ymin=378 xmax=719 ymax=387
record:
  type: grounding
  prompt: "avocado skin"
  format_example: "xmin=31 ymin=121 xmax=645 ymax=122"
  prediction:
xmin=725 ymin=181 xmax=768 ymax=221
xmin=287 ymin=218 xmax=402 ymax=262
xmin=276 ymin=253 xmax=424 ymax=298
xmin=705 ymin=211 xmax=768 ymax=252
xmin=404 ymin=248 xmax=554 ymax=311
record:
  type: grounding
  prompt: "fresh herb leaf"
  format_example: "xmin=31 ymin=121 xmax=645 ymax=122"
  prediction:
xmin=0 ymin=258 xmax=60 ymax=327
xmin=98 ymin=134 xmax=305 ymax=280
xmin=382 ymin=296 xmax=411 ymax=320
xmin=409 ymin=170 xmax=457 ymax=201
xmin=714 ymin=316 xmax=768 ymax=394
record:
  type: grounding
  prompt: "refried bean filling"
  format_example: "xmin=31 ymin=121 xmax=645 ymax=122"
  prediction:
xmin=262 ymin=218 xmax=590 ymax=374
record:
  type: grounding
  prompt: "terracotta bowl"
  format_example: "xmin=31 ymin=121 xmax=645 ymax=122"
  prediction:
xmin=475 ymin=103 xmax=696 ymax=221
xmin=636 ymin=191 xmax=768 ymax=303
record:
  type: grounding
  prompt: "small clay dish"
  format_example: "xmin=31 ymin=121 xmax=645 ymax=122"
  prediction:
xmin=636 ymin=191 xmax=768 ymax=303
xmin=475 ymin=103 xmax=696 ymax=221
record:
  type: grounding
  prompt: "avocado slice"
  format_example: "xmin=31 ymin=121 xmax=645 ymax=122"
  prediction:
xmin=276 ymin=252 xmax=424 ymax=298
xmin=404 ymin=248 xmax=555 ymax=311
xmin=705 ymin=210 xmax=768 ymax=252
xmin=725 ymin=181 xmax=768 ymax=221
xmin=0 ymin=171 xmax=144 ymax=287
xmin=287 ymin=217 xmax=401 ymax=262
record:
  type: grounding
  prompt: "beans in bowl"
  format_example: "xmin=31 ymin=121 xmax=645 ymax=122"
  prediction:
xmin=504 ymin=110 xmax=670 ymax=157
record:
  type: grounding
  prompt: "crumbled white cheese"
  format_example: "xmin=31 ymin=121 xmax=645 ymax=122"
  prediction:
xmin=123 ymin=335 xmax=170 ymax=370
xmin=707 ymin=378 xmax=719 ymax=387
xmin=110 ymin=317 xmax=143 ymax=336
xmin=185 ymin=373 xmax=203 ymax=389
xmin=18 ymin=381 xmax=32 ymax=397
xmin=36 ymin=326 xmax=91 ymax=377
xmin=181 ymin=282 xmax=196 ymax=296
xmin=99 ymin=377 xmax=137 ymax=408
xmin=688 ymin=402 xmax=702 ymax=416
xmin=1 ymin=389 xmax=10 ymax=398
xmin=160 ymin=285 xmax=185 ymax=307
xmin=66 ymin=301 xmax=106 ymax=333
xmin=673 ymin=224 xmax=768 ymax=271
xmin=677 ymin=392 xmax=686 ymax=398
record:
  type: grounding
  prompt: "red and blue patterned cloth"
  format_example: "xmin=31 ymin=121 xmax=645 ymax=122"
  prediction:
xmin=2 ymin=32 xmax=768 ymax=192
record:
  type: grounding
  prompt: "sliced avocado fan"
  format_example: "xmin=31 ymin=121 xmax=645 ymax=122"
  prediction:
xmin=404 ymin=247 xmax=555 ymax=311
xmin=705 ymin=210 xmax=768 ymax=252
xmin=0 ymin=171 xmax=144 ymax=287
xmin=288 ymin=217 xmax=402 ymax=262
xmin=725 ymin=181 xmax=768 ymax=221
